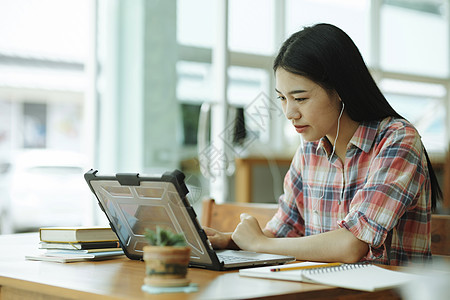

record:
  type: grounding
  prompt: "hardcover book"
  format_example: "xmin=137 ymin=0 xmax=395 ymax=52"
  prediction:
xmin=39 ymin=226 xmax=118 ymax=243
xmin=39 ymin=241 xmax=120 ymax=250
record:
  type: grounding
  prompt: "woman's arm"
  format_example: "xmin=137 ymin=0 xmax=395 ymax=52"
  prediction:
xmin=232 ymin=213 xmax=368 ymax=263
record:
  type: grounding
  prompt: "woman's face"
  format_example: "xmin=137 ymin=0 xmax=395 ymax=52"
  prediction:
xmin=275 ymin=68 xmax=342 ymax=142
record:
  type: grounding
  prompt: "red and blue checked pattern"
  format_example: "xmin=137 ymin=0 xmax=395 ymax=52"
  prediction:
xmin=265 ymin=117 xmax=432 ymax=266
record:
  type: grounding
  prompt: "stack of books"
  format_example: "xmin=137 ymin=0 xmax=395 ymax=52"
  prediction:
xmin=26 ymin=226 xmax=124 ymax=263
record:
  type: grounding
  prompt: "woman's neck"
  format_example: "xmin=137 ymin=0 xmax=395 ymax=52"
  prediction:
xmin=328 ymin=113 xmax=359 ymax=163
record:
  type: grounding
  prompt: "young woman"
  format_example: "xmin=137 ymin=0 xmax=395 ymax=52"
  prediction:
xmin=204 ymin=23 xmax=441 ymax=266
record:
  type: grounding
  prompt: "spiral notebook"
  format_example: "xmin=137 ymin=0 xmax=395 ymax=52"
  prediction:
xmin=239 ymin=262 xmax=420 ymax=292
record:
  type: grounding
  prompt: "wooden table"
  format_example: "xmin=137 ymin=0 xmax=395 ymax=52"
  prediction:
xmin=0 ymin=233 xmax=405 ymax=299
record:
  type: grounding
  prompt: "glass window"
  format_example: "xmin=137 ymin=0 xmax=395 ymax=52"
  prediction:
xmin=176 ymin=61 xmax=212 ymax=147
xmin=177 ymin=63 xmax=274 ymax=145
xmin=228 ymin=66 xmax=269 ymax=106
xmin=177 ymin=61 xmax=212 ymax=102
xmin=177 ymin=0 xmax=214 ymax=48
xmin=177 ymin=63 xmax=270 ymax=106
xmin=380 ymin=79 xmax=446 ymax=153
xmin=385 ymin=93 xmax=445 ymax=153
xmin=228 ymin=0 xmax=275 ymax=55
xmin=180 ymin=103 xmax=203 ymax=145
xmin=228 ymin=66 xmax=275 ymax=143
xmin=285 ymin=0 xmax=371 ymax=64
xmin=0 ymin=0 xmax=90 ymax=61
xmin=381 ymin=1 xmax=449 ymax=77
xmin=178 ymin=0 xmax=275 ymax=54
xmin=0 ymin=101 xmax=12 ymax=159
xmin=47 ymin=103 xmax=82 ymax=151
xmin=23 ymin=103 xmax=47 ymax=148
xmin=380 ymin=79 xmax=446 ymax=98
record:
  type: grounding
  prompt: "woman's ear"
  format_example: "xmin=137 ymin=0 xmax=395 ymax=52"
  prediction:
xmin=337 ymin=94 xmax=345 ymax=113
xmin=330 ymin=89 xmax=341 ymax=102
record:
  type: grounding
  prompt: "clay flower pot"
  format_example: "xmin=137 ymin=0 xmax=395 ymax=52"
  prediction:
xmin=143 ymin=245 xmax=191 ymax=287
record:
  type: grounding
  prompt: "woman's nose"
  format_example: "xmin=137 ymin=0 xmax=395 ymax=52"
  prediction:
xmin=285 ymin=100 xmax=301 ymax=120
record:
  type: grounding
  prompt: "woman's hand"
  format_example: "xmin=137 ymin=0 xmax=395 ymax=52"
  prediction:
xmin=203 ymin=227 xmax=236 ymax=249
xmin=231 ymin=213 xmax=269 ymax=252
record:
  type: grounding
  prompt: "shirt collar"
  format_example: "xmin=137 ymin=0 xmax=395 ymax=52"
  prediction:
xmin=318 ymin=136 xmax=333 ymax=156
xmin=319 ymin=120 xmax=380 ymax=154
xmin=349 ymin=120 xmax=380 ymax=153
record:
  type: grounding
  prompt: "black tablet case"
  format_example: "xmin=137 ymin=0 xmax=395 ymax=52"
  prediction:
xmin=84 ymin=169 xmax=224 ymax=270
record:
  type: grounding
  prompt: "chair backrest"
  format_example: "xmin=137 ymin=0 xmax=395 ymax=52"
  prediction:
xmin=201 ymin=198 xmax=450 ymax=256
xmin=431 ymin=214 xmax=450 ymax=256
xmin=201 ymin=198 xmax=278 ymax=232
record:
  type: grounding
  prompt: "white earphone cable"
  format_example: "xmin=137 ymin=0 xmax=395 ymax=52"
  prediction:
xmin=309 ymin=101 xmax=345 ymax=232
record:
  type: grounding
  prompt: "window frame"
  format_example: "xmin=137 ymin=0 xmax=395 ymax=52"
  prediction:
xmin=176 ymin=0 xmax=449 ymax=160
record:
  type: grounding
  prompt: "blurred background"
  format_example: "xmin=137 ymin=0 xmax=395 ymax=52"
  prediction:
xmin=0 ymin=0 xmax=448 ymax=234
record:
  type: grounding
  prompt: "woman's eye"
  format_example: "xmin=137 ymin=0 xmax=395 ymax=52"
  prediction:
xmin=277 ymin=95 xmax=286 ymax=101
xmin=295 ymin=98 xmax=307 ymax=102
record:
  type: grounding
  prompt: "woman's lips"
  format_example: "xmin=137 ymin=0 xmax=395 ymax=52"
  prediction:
xmin=294 ymin=125 xmax=308 ymax=133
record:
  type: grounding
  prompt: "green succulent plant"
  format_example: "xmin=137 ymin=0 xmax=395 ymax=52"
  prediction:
xmin=144 ymin=226 xmax=187 ymax=247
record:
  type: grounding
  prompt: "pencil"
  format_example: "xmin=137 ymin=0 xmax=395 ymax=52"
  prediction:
xmin=270 ymin=262 xmax=342 ymax=272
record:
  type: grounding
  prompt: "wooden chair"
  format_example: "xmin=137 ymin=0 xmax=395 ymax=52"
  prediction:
xmin=201 ymin=198 xmax=450 ymax=256
xmin=201 ymin=198 xmax=277 ymax=232
xmin=431 ymin=214 xmax=450 ymax=256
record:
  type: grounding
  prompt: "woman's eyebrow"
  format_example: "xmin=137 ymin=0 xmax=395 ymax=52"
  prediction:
xmin=275 ymin=88 xmax=307 ymax=95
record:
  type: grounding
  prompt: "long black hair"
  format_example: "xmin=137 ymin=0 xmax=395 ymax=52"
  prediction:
xmin=274 ymin=23 xmax=441 ymax=211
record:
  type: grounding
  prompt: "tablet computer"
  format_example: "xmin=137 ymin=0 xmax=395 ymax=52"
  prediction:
xmin=84 ymin=169 xmax=294 ymax=270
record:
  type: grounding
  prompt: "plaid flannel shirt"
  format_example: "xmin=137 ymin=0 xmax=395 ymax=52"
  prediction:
xmin=265 ymin=117 xmax=432 ymax=265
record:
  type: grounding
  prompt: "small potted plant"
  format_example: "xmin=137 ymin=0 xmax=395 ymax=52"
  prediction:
xmin=143 ymin=226 xmax=191 ymax=287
